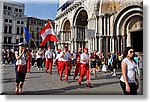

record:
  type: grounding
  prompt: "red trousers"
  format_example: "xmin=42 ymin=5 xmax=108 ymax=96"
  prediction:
xmin=74 ymin=63 xmax=81 ymax=77
xmin=27 ymin=60 xmax=31 ymax=73
xmin=59 ymin=61 xmax=69 ymax=80
xmin=46 ymin=59 xmax=53 ymax=73
xmin=78 ymin=64 xmax=91 ymax=83
xmin=56 ymin=60 xmax=61 ymax=74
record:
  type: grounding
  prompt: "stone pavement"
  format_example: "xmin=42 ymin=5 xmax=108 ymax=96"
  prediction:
xmin=0 ymin=65 xmax=143 ymax=95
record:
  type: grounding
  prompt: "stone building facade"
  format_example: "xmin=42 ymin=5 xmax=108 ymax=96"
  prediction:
xmin=55 ymin=0 xmax=143 ymax=54
xmin=2 ymin=0 xmax=27 ymax=49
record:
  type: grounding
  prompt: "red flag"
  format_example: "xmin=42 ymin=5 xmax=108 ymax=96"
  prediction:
xmin=39 ymin=21 xmax=58 ymax=46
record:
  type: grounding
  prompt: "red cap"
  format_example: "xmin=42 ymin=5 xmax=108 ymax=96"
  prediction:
xmin=58 ymin=49 xmax=62 ymax=52
xmin=48 ymin=46 xmax=51 ymax=49
xmin=84 ymin=48 xmax=88 ymax=50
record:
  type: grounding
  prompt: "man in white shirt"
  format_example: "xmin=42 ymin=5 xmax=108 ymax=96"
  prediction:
xmin=78 ymin=48 xmax=92 ymax=87
xmin=45 ymin=46 xmax=53 ymax=74
xmin=53 ymin=49 xmax=62 ymax=75
xmin=59 ymin=46 xmax=71 ymax=81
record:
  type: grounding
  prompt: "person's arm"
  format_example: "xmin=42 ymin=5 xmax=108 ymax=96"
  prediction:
xmin=121 ymin=62 xmax=130 ymax=93
xmin=82 ymin=55 xmax=90 ymax=62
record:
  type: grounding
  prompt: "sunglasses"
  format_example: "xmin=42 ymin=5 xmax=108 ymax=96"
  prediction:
xmin=129 ymin=51 xmax=134 ymax=54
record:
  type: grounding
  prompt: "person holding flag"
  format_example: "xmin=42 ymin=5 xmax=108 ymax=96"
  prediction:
xmin=45 ymin=46 xmax=53 ymax=74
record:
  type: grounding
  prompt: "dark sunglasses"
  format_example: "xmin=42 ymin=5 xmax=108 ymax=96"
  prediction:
xmin=129 ymin=51 xmax=134 ymax=54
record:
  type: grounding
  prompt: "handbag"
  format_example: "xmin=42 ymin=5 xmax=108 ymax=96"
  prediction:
xmin=17 ymin=65 xmax=27 ymax=73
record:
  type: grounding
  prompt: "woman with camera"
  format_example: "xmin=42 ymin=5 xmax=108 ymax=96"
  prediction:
xmin=15 ymin=43 xmax=27 ymax=95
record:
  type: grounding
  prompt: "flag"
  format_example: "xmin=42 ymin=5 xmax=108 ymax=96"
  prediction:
xmin=24 ymin=27 xmax=31 ymax=42
xmin=39 ymin=21 xmax=58 ymax=46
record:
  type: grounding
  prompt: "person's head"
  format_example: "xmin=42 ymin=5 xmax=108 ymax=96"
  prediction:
xmin=84 ymin=48 xmax=88 ymax=54
xmin=18 ymin=43 xmax=25 ymax=51
xmin=64 ymin=45 xmax=68 ymax=52
xmin=123 ymin=46 xmax=134 ymax=59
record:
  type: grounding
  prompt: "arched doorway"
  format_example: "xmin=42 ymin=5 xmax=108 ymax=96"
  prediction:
xmin=113 ymin=4 xmax=143 ymax=53
xmin=74 ymin=9 xmax=88 ymax=51
xmin=62 ymin=20 xmax=71 ymax=50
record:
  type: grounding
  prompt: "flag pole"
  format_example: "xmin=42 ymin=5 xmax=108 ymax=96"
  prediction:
xmin=48 ymin=20 xmax=59 ymax=51
xmin=30 ymin=38 xmax=38 ymax=49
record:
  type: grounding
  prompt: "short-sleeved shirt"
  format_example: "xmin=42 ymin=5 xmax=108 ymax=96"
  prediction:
xmin=120 ymin=58 xmax=137 ymax=83
xmin=45 ymin=50 xmax=53 ymax=59
xmin=60 ymin=51 xmax=71 ymax=62
xmin=80 ymin=53 xmax=89 ymax=64
xmin=15 ymin=51 xmax=26 ymax=65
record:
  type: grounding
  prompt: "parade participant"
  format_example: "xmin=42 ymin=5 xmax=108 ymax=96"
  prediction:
xmin=26 ymin=48 xmax=31 ymax=73
xmin=15 ymin=43 xmax=27 ymax=94
xmin=59 ymin=46 xmax=71 ymax=81
xmin=111 ymin=51 xmax=117 ymax=76
xmin=31 ymin=49 xmax=36 ymax=67
xmin=54 ymin=49 xmax=62 ymax=75
xmin=45 ymin=46 xmax=53 ymax=74
xmin=73 ymin=48 xmax=82 ymax=80
xmin=78 ymin=48 xmax=91 ymax=87
xmin=36 ymin=48 xmax=44 ymax=70
xmin=120 ymin=47 xmax=139 ymax=95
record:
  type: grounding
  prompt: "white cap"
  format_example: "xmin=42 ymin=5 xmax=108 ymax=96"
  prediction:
xmin=18 ymin=43 xmax=25 ymax=46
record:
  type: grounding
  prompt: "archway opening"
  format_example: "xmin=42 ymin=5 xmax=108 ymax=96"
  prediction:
xmin=131 ymin=30 xmax=143 ymax=52
xmin=75 ymin=10 xmax=88 ymax=49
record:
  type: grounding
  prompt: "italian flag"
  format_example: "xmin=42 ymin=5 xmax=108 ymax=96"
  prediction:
xmin=39 ymin=21 xmax=58 ymax=46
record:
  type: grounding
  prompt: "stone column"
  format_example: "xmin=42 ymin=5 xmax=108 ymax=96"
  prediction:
xmin=111 ymin=36 xmax=115 ymax=52
xmin=104 ymin=16 xmax=106 ymax=36
xmin=106 ymin=36 xmax=109 ymax=55
xmin=127 ymin=32 xmax=131 ymax=47
xmin=122 ymin=35 xmax=127 ymax=52
xmin=74 ymin=26 xmax=77 ymax=51
xmin=95 ymin=16 xmax=98 ymax=51
xmin=117 ymin=35 xmax=121 ymax=53
xmin=100 ymin=36 xmax=103 ymax=53
xmin=107 ymin=16 xmax=110 ymax=36
xmin=99 ymin=15 xmax=103 ymax=35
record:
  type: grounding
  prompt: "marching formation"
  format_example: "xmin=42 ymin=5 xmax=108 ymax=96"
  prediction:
xmin=1 ymin=43 xmax=143 ymax=95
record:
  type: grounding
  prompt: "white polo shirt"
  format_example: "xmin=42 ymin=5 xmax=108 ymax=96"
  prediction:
xmin=59 ymin=51 xmax=71 ymax=62
xmin=45 ymin=50 xmax=53 ymax=59
xmin=80 ymin=53 xmax=89 ymax=64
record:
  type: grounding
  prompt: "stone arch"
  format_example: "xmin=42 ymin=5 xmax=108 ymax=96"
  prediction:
xmin=113 ymin=5 xmax=143 ymax=36
xmin=113 ymin=4 xmax=143 ymax=52
xmin=73 ymin=7 xmax=88 ymax=27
